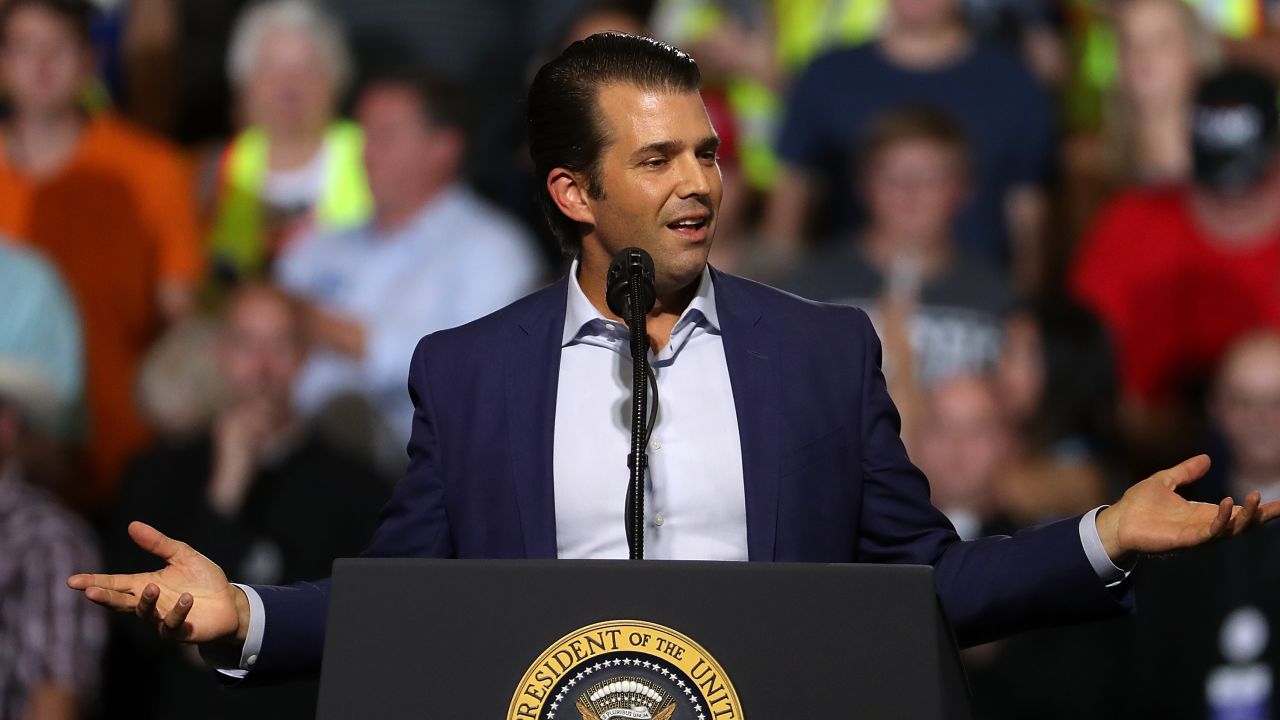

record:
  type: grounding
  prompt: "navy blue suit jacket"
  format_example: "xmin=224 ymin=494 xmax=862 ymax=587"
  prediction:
xmin=250 ymin=269 xmax=1130 ymax=674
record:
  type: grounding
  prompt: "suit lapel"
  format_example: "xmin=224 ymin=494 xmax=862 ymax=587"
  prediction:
xmin=504 ymin=277 xmax=568 ymax=559
xmin=712 ymin=269 xmax=781 ymax=561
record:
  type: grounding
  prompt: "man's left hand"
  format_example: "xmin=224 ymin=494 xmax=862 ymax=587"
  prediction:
xmin=1096 ymin=454 xmax=1280 ymax=566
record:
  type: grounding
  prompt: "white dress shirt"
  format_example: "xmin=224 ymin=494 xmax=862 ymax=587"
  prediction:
xmin=553 ymin=261 xmax=748 ymax=560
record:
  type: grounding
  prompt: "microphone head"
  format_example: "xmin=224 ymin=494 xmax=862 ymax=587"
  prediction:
xmin=605 ymin=247 xmax=657 ymax=321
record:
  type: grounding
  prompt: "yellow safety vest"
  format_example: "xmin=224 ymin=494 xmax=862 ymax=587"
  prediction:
xmin=774 ymin=0 xmax=887 ymax=71
xmin=207 ymin=120 xmax=372 ymax=280
xmin=657 ymin=0 xmax=885 ymax=190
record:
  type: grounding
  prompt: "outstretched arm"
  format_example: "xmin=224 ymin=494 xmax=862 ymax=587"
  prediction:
xmin=1095 ymin=454 xmax=1280 ymax=563
xmin=67 ymin=521 xmax=250 ymax=649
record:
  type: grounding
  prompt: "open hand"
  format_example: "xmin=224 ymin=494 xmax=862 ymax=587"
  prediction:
xmin=1096 ymin=455 xmax=1280 ymax=564
xmin=67 ymin=521 xmax=250 ymax=644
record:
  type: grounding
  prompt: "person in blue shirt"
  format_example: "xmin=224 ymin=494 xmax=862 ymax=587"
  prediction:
xmin=0 ymin=241 xmax=82 ymax=440
xmin=765 ymin=0 xmax=1053 ymax=290
xmin=273 ymin=67 xmax=544 ymax=470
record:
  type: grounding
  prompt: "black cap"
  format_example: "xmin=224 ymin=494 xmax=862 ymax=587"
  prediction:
xmin=1193 ymin=67 xmax=1280 ymax=193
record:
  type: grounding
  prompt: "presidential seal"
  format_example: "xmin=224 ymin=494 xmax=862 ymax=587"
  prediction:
xmin=508 ymin=620 xmax=743 ymax=720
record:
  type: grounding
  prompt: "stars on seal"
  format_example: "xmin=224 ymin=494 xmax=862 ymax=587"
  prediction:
xmin=538 ymin=652 xmax=717 ymax=720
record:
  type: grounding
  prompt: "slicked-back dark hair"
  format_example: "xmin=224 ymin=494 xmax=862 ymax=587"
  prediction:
xmin=527 ymin=32 xmax=701 ymax=257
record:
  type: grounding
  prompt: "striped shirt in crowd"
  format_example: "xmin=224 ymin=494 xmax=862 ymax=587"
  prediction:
xmin=0 ymin=467 xmax=104 ymax=718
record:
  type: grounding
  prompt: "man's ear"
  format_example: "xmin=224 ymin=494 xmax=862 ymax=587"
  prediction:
xmin=547 ymin=168 xmax=596 ymax=227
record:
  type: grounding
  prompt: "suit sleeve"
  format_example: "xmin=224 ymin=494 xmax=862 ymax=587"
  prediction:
xmin=850 ymin=308 xmax=1132 ymax=647
xmin=248 ymin=335 xmax=455 ymax=674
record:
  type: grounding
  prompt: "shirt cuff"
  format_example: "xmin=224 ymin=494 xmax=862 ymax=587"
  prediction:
xmin=1078 ymin=506 xmax=1132 ymax=587
xmin=213 ymin=584 xmax=266 ymax=678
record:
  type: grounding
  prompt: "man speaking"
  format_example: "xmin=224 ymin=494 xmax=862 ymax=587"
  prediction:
xmin=70 ymin=33 xmax=1279 ymax=678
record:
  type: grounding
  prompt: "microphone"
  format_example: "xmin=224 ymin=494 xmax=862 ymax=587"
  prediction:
xmin=604 ymin=248 xmax=657 ymax=560
xmin=605 ymin=248 xmax=656 ymax=321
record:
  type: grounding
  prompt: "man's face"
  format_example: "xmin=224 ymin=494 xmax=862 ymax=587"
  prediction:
xmin=1214 ymin=340 xmax=1280 ymax=474
xmin=243 ymin=27 xmax=336 ymax=136
xmin=0 ymin=5 xmax=90 ymax=117
xmin=864 ymin=139 xmax=965 ymax=242
xmin=1117 ymin=0 xmax=1197 ymax=107
xmin=915 ymin=377 xmax=1010 ymax=509
xmin=581 ymin=85 xmax=722 ymax=294
xmin=889 ymin=0 xmax=957 ymax=32
xmin=356 ymin=83 xmax=458 ymax=216
xmin=216 ymin=290 xmax=305 ymax=413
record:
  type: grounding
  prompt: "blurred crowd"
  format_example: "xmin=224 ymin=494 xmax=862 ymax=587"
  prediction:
xmin=2 ymin=0 xmax=1280 ymax=717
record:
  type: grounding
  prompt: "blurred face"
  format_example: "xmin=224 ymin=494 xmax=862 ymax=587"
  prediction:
xmin=356 ymin=84 xmax=460 ymax=218
xmin=0 ymin=5 xmax=91 ymax=117
xmin=243 ymin=27 xmax=337 ymax=136
xmin=995 ymin=313 xmax=1045 ymax=424
xmin=1192 ymin=165 xmax=1280 ymax=238
xmin=864 ymin=139 xmax=966 ymax=242
xmin=580 ymin=84 xmax=723 ymax=294
xmin=889 ymin=0 xmax=958 ymax=32
xmin=1213 ymin=339 xmax=1280 ymax=475
xmin=216 ymin=290 xmax=305 ymax=412
xmin=1117 ymin=0 xmax=1198 ymax=108
xmin=915 ymin=377 xmax=1011 ymax=509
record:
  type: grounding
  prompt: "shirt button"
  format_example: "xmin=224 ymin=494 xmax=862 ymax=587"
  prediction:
xmin=650 ymin=439 xmax=662 ymax=450
xmin=653 ymin=513 xmax=665 ymax=527
xmin=247 ymin=654 xmax=258 ymax=666
xmin=604 ymin=323 xmax=616 ymax=331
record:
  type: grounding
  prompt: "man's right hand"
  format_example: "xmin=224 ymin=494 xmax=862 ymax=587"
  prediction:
xmin=67 ymin=521 xmax=250 ymax=645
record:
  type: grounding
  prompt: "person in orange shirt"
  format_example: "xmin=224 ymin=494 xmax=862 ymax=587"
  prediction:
xmin=0 ymin=0 xmax=201 ymax=510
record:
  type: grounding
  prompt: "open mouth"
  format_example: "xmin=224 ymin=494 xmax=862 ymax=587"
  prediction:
xmin=666 ymin=217 xmax=709 ymax=234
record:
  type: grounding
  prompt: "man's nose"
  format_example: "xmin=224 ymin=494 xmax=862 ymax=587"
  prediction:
xmin=674 ymin=153 xmax=711 ymax=198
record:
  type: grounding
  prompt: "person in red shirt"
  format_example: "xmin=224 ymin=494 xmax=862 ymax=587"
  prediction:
xmin=1072 ymin=67 xmax=1280 ymax=445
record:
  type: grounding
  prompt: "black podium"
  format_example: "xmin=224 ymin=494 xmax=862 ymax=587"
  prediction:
xmin=316 ymin=559 xmax=971 ymax=719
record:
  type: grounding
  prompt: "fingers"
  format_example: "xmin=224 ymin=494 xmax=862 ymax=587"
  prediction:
xmin=159 ymin=593 xmax=193 ymax=640
xmin=136 ymin=583 xmax=159 ymax=620
xmin=95 ymin=582 xmax=194 ymax=642
xmin=1228 ymin=492 xmax=1262 ymax=535
xmin=84 ymin=586 xmax=139 ymax=612
xmin=1260 ymin=500 xmax=1280 ymax=525
xmin=128 ymin=521 xmax=190 ymax=562
xmin=1160 ymin=454 xmax=1212 ymax=489
xmin=67 ymin=573 xmax=130 ymax=592
xmin=1207 ymin=497 xmax=1233 ymax=540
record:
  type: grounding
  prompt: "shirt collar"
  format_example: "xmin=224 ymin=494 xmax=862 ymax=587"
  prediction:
xmin=561 ymin=258 xmax=719 ymax=349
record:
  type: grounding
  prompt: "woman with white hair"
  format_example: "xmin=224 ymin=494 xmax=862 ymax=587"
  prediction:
xmin=206 ymin=0 xmax=371 ymax=289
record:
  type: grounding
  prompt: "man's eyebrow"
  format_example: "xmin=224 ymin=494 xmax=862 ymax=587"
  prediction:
xmin=631 ymin=135 xmax=721 ymax=159
xmin=696 ymin=135 xmax=721 ymax=153
xmin=631 ymin=140 xmax=683 ymax=158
